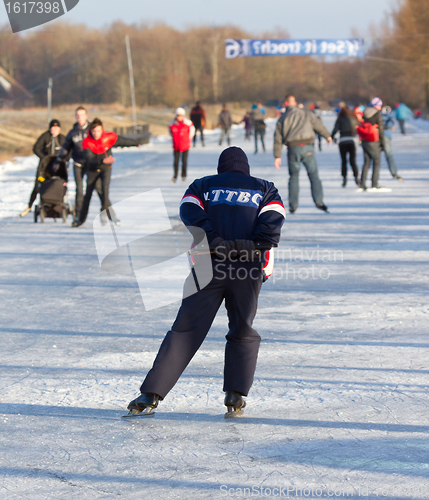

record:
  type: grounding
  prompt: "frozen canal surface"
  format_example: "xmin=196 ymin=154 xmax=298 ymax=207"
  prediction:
xmin=0 ymin=115 xmax=429 ymax=499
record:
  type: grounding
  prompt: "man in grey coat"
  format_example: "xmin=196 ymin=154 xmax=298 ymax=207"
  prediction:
xmin=218 ymin=104 xmax=233 ymax=146
xmin=274 ymin=95 xmax=332 ymax=213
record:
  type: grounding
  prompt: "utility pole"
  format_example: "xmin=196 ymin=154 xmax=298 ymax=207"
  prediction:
xmin=47 ymin=77 xmax=53 ymax=125
xmin=125 ymin=35 xmax=138 ymax=128
xmin=211 ymin=34 xmax=220 ymax=103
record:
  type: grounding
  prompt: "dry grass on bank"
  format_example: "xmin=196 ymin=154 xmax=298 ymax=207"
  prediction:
xmin=0 ymin=103 xmax=277 ymax=162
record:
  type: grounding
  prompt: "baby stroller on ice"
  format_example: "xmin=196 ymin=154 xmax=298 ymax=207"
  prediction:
xmin=34 ymin=155 xmax=74 ymax=223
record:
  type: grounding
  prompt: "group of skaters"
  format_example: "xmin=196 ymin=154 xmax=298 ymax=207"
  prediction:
xmin=217 ymin=102 xmax=267 ymax=154
xmin=168 ymin=95 xmax=411 ymax=214
xmin=20 ymin=96 xmax=412 ymax=225
xmin=20 ymin=107 xmax=141 ymax=225
xmin=273 ymin=94 xmax=410 ymax=213
xmin=168 ymin=101 xmax=269 ymax=182
xmin=190 ymin=101 xmax=267 ymax=153
xmin=330 ymin=98 xmax=404 ymax=190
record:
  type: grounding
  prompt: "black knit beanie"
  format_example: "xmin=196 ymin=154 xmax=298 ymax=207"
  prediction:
xmin=217 ymin=146 xmax=250 ymax=175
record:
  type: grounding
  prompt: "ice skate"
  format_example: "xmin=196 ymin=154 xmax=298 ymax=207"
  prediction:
xmin=224 ymin=391 xmax=246 ymax=419
xmin=123 ymin=393 xmax=160 ymax=418
xmin=100 ymin=211 xmax=108 ymax=226
xmin=367 ymin=185 xmax=392 ymax=193
xmin=316 ymin=203 xmax=329 ymax=213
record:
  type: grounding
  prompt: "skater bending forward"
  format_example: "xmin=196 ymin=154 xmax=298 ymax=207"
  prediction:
xmin=127 ymin=146 xmax=285 ymax=417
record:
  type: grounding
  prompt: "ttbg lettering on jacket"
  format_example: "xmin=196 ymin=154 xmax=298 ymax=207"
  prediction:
xmin=204 ymin=188 xmax=263 ymax=207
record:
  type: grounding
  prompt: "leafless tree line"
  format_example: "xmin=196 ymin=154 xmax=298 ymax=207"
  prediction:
xmin=0 ymin=0 xmax=427 ymax=110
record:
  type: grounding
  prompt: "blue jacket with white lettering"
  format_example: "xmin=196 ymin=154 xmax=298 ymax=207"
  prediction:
xmin=180 ymin=171 xmax=285 ymax=248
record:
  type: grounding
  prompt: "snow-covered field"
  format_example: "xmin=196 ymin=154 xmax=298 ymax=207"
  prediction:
xmin=1 ymin=116 xmax=429 ymax=499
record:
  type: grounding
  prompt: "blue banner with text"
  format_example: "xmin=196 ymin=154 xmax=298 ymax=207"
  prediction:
xmin=225 ymin=38 xmax=365 ymax=59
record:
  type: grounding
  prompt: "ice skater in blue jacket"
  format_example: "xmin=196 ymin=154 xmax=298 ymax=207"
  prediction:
xmin=395 ymin=102 xmax=414 ymax=135
xmin=382 ymin=106 xmax=403 ymax=181
xmin=127 ymin=147 xmax=286 ymax=418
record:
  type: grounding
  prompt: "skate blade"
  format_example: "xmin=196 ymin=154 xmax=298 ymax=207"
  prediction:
xmin=366 ymin=187 xmax=392 ymax=193
xmin=224 ymin=407 xmax=245 ymax=419
xmin=122 ymin=408 xmax=156 ymax=418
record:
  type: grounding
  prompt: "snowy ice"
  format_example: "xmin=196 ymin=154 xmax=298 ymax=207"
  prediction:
xmin=0 ymin=115 xmax=429 ymax=499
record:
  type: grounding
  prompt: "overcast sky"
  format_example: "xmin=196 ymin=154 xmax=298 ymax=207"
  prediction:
xmin=1 ymin=0 xmax=395 ymax=38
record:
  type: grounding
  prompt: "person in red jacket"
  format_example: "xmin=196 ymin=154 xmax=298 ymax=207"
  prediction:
xmin=72 ymin=118 xmax=140 ymax=227
xmin=169 ymin=107 xmax=195 ymax=183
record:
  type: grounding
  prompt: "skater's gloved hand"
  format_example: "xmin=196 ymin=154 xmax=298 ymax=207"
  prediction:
xmin=103 ymin=156 xmax=116 ymax=164
xmin=210 ymin=237 xmax=237 ymax=259
xmin=235 ymin=240 xmax=256 ymax=260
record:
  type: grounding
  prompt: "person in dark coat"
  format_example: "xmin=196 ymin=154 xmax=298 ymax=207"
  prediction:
xmin=20 ymin=119 xmax=69 ymax=217
xmin=239 ymin=112 xmax=252 ymax=140
xmin=218 ymin=104 xmax=233 ymax=146
xmin=331 ymin=107 xmax=360 ymax=187
xmin=126 ymin=147 xmax=285 ymax=417
xmin=190 ymin=101 xmax=206 ymax=147
xmin=72 ymin=118 xmax=140 ymax=227
xmin=55 ymin=106 xmax=105 ymax=222
xmin=251 ymin=102 xmax=266 ymax=154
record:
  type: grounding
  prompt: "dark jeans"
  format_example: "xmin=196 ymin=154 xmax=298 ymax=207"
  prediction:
xmin=397 ymin=119 xmax=406 ymax=135
xmin=193 ymin=127 xmax=204 ymax=146
xmin=219 ymin=128 xmax=230 ymax=145
xmin=79 ymin=167 xmax=114 ymax=223
xmin=384 ymin=137 xmax=398 ymax=176
xmin=339 ymin=141 xmax=358 ymax=179
xmin=361 ymin=141 xmax=381 ymax=188
xmin=287 ymin=144 xmax=324 ymax=210
xmin=173 ymin=150 xmax=189 ymax=179
xmin=254 ymin=130 xmax=265 ymax=152
xmin=74 ymin=164 xmax=103 ymax=217
xmin=140 ymin=261 xmax=264 ymax=399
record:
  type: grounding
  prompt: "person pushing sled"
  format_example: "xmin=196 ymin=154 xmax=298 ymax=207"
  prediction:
xmin=125 ymin=147 xmax=285 ymax=419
